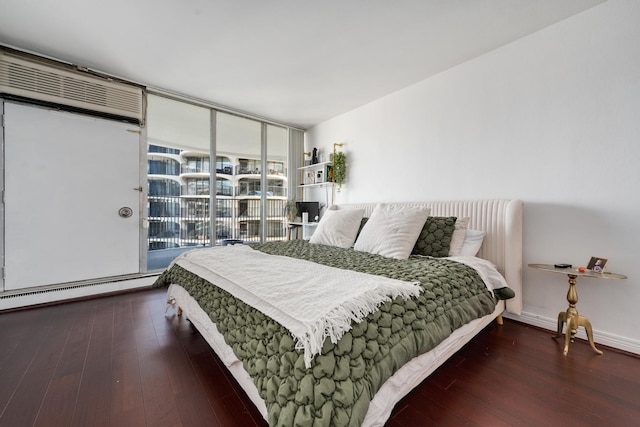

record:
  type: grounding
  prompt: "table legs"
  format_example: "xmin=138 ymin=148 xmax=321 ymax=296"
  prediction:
xmin=555 ymin=311 xmax=602 ymax=355
xmin=287 ymin=224 xmax=301 ymax=240
xmin=553 ymin=274 xmax=603 ymax=355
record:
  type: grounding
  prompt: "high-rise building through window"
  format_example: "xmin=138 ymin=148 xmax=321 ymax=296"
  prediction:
xmin=146 ymin=94 xmax=295 ymax=270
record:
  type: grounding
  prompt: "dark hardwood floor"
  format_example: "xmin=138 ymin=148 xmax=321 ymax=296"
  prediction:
xmin=1 ymin=288 xmax=639 ymax=427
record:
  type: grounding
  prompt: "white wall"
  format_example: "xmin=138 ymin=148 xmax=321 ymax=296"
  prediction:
xmin=307 ymin=0 xmax=640 ymax=353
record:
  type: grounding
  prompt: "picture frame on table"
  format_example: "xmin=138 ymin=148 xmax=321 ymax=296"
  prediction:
xmin=587 ymin=257 xmax=608 ymax=273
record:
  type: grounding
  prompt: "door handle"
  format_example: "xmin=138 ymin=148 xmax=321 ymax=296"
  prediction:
xmin=118 ymin=207 xmax=133 ymax=218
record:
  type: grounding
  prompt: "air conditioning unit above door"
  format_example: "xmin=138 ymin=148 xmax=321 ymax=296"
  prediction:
xmin=0 ymin=49 xmax=143 ymax=122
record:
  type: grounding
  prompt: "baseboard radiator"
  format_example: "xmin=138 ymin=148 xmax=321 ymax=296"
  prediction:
xmin=0 ymin=275 xmax=158 ymax=310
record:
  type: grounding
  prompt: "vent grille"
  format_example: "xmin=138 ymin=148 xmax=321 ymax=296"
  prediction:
xmin=0 ymin=273 xmax=158 ymax=300
xmin=0 ymin=51 xmax=142 ymax=121
xmin=0 ymin=281 xmax=103 ymax=299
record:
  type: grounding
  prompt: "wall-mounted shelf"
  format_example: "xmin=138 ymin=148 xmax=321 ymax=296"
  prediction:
xmin=298 ymin=182 xmax=333 ymax=188
xmin=298 ymin=160 xmax=335 ymax=206
xmin=299 ymin=161 xmax=333 ymax=186
xmin=299 ymin=160 xmax=332 ymax=171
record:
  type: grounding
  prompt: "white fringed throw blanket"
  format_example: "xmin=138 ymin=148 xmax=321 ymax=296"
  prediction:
xmin=173 ymin=245 xmax=422 ymax=367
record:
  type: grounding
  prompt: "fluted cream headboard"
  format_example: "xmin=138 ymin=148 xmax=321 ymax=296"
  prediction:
xmin=336 ymin=200 xmax=523 ymax=315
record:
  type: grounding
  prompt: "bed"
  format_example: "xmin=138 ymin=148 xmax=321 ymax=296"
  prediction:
xmin=155 ymin=199 xmax=523 ymax=426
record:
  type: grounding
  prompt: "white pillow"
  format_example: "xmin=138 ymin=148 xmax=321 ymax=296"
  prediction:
xmin=309 ymin=208 xmax=365 ymax=248
xmin=448 ymin=217 xmax=470 ymax=256
xmin=354 ymin=204 xmax=430 ymax=260
xmin=460 ymin=229 xmax=486 ymax=257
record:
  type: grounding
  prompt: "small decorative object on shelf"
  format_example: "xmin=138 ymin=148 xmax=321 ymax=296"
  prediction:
xmin=304 ymin=170 xmax=315 ymax=185
xmin=332 ymin=143 xmax=346 ymax=191
xmin=311 ymin=147 xmax=318 ymax=164
xmin=586 ymin=256 xmax=608 ymax=273
xmin=326 ymin=164 xmax=334 ymax=182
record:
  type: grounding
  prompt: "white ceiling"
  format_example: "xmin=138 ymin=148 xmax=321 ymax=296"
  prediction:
xmin=0 ymin=0 xmax=606 ymax=128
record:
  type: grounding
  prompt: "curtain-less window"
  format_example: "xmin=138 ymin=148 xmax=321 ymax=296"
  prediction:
xmin=146 ymin=94 xmax=298 ymax=270
xmin=266 ymin=124 xmax=289 ymax=240
xmin=146 ymin=94 xmax=212 ymax=270
xmin=216 ymin=112 xmax=262 ymax=244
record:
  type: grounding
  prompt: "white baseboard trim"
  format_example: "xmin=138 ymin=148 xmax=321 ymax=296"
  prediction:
xmin=505 ymin=311 xmax=640 ymax=356
xmin=0 ymin=276 xmax=157 ymax=310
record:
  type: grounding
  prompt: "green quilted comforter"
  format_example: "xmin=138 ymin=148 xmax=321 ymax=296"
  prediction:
xmin=154 ymin=240 xmax=514 ymax=426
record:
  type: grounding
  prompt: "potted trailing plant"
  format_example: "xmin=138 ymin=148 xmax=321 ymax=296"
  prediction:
xmin=332 ymin=150 xmax=346 ymax=191
xmin=285 ymin=199 xmax=297 ymax=222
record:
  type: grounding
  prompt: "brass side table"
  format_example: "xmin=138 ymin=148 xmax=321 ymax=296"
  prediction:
xmin=528 ymin=264 xmax=627 ymax=356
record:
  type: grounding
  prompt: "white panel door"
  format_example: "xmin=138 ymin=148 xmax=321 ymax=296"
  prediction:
xmin=3 ymin=102 xmax=140 ymax=290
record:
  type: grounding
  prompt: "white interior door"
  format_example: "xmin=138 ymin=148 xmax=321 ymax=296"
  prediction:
xmin=3 ymin=102 xmax=140 ymax=290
